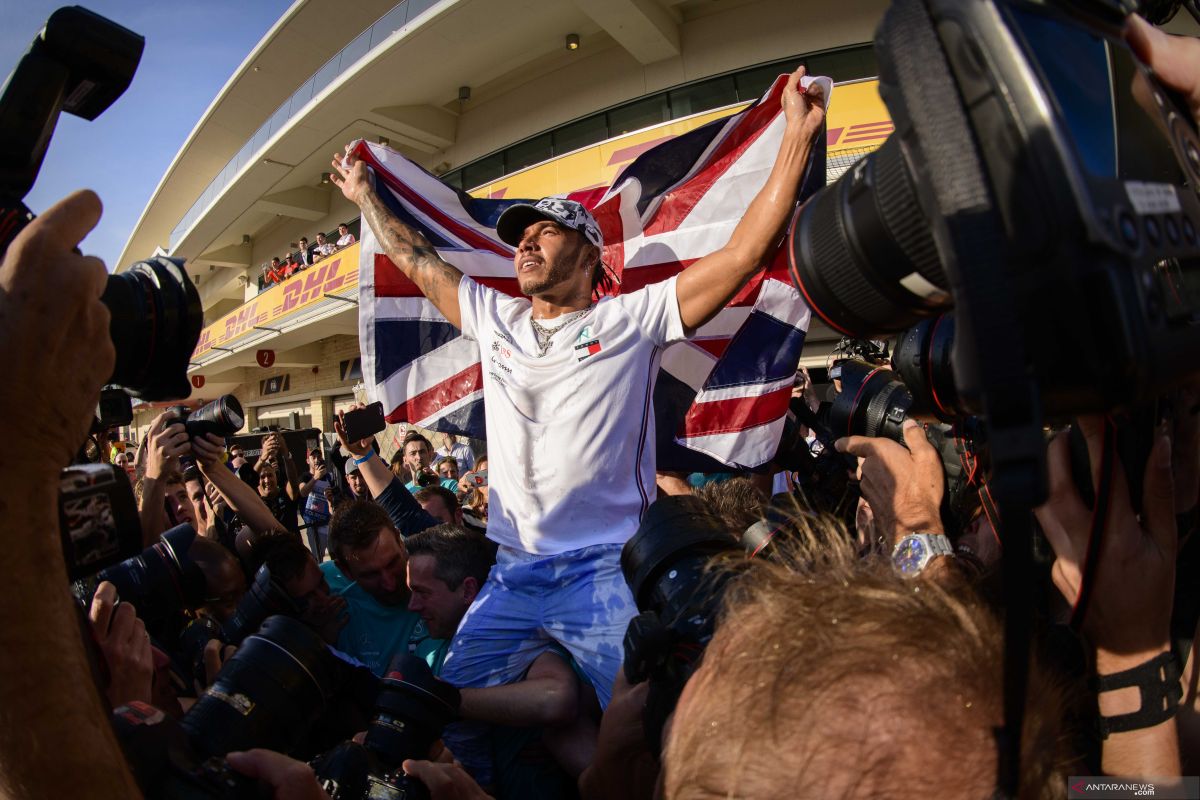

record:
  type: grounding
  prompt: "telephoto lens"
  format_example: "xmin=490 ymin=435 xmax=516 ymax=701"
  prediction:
xmin=220 ymin=563 xmax=303 ymax=646
xmin=101 ymin=256 xmax=203 ymax=401
xmin=826 ymin=359 xmax=913 ymax=443
xmin=313 ymin=654 xmax=460 ymax=800
xmin=891 ymin=313 xmax=962 ymax=422
xmin=182 ymin=615 xmax=336 ymax=758
xmin=365 ymin=654 xmax=461 ymax=767
xmin=788 ymin=136 xmax=952 ymax=337
xmin=183 ymin=395 xmax=245 ymax=439
xmin=96 ymin=523 xmax=207 ymax=627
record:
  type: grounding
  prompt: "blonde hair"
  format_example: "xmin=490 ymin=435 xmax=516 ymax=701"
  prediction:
xmin=662 ymin=516 xmax=1077 ymax=800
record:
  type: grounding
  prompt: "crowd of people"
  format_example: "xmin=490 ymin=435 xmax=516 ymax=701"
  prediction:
xmin=257 ymin=222 xmax=357 ymax=290
xmin=2 ymin=17 xmax=1199 ymax=800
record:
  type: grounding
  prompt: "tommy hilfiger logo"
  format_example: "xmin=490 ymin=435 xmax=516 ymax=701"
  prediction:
xmin=574 ymin=338 xmax=602 ymax=361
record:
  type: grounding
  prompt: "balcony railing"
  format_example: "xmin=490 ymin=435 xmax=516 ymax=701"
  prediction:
xmin=170 ymin=0 xmax=445 ymax=249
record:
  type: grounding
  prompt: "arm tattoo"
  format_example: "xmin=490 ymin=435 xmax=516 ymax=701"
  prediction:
xmin=360 ymin=190 xmax=462 ymax=299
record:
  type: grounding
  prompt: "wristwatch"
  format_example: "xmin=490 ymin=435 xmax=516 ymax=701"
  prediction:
xmin=891 ymin=533 xmax=953 ymax=578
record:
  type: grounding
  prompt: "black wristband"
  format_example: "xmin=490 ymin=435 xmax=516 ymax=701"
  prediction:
xmin=1094 ymin=651 xmax=1182 ymax=738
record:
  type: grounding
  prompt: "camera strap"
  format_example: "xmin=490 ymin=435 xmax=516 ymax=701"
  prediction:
xmin=1069 ymin=417 xmax=1117 ymax=632
xmin=1094 ymin=651 xmax=1183 ymax=737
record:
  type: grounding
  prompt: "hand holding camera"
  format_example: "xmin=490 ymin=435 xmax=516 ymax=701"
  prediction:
xmin=0 ymin=190 xmax=114 ymax=478
xmin=144 ymin=411 xmax=190 ymax=481
xmin=1036 ymin=418 xmax=1177 ymax=661
xmin=835 ymin=418 xmax=945 ymax=545
xmin=89 ymin=581 xmax=153 ymax=709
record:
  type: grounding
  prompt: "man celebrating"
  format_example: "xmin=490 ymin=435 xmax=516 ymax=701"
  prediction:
xmin=331 ymin=66 xmax=824 ymax=770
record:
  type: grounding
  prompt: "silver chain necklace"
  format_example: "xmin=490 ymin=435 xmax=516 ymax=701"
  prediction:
xmin=530 ymin=306 xmax=593 ymax=357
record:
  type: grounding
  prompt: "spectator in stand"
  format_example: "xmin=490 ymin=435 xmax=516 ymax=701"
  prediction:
xmin=435 ymin=456 xmax=458 ymax=481
xmin=434 ymin=432 xmax=474 ymax=476
xmin=284 ymin=252 xmax=303 ymax=278
xmin=336 ymin=222 xmax=356 ymax=248
xmin=298 ymin=237 xmax=314 ymax=267
xmin=400 ymin=432 xmax=460 ymax=494
xmin=266 ymin=257 xmax=285 ymax=284
xmin=314 ymin=231 xmax=336 ymax=259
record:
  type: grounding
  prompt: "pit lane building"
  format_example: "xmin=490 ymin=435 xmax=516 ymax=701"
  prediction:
xmin=120 ymin=0 xmax=901 ymax=441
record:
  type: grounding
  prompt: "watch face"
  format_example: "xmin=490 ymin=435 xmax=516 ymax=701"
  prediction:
xmin=894 ymin=536 xmax=928 ymax=576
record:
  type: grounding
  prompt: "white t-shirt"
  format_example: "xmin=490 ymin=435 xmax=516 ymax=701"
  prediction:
xmin=458 ymin=275 xmax=687 ymax=554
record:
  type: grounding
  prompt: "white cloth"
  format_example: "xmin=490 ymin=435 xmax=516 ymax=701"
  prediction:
xmin=458 ymin=275 xmax=687 ymax=555
xmin=337 ymin=233 xmax=356 ymax=247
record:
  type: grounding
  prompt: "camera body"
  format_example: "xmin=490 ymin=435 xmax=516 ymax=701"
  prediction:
xmin=789 ymin=0 xmax=1200 ymax=419
xmin=313 ymin=654 xmax=460 ymax=800
xmin=621 ymin=496 xmax=743 ymax=750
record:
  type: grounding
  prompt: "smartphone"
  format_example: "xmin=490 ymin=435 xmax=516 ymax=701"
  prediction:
xmin=342 ymin=402 xmax=386 ymax=443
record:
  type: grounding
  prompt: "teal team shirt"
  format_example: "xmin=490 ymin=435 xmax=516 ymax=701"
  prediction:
xmin=320 ymin=561 xmax=445 ymax=676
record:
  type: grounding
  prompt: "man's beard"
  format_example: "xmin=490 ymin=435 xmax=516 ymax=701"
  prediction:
xmin=518 ymin=241 xmax=585 ymax=296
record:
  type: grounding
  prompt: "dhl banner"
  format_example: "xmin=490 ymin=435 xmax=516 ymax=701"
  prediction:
xmin=471 ymin=78 xmax=890 ymax=200
xmin=192 ymin=243 xmax=360 ymax=358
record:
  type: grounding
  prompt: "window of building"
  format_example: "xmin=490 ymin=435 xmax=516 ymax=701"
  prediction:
xmin=506 ymin=133 xmax=554 ymax=172
xmin=608 ymin=94 xmax=670 ymax=136
xmin=553 ymin=114 xmax=609 ymax=155
xmin=669 ymin=75 xmax=737 ymax=117
xmin=462 ymin=152 xmax=506 ymax=188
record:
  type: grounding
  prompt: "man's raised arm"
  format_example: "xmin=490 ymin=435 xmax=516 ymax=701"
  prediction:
xmin=330 ymin=148 xmax=464 ymax=329
xmin=674 ymin=66 xmax=826 ymax=331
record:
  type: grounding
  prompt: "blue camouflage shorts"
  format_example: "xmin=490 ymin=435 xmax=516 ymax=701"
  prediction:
xmin=438 ymin=542 xmax=637 ymax=784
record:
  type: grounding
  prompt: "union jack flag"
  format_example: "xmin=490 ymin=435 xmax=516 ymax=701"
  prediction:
xmin=357 ymin=74 xmax=828 ymax=470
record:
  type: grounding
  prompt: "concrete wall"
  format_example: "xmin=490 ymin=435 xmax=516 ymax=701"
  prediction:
xmin=440 ymin=0 xmax=885 ymax=169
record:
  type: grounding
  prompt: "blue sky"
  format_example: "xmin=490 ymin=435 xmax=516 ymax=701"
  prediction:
xmin=3 ymin=0 xmax=292 ymax=271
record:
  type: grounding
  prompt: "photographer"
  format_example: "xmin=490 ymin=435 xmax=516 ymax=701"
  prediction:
xmin=255 ymin=431 xmax=302 ymax=534
xmin=138 ymin=409 xmax=192 ymax=545
xmin=192 ymin=431 xmax=290 ymax=541
xmin=0 ymin=189 xmax=141 ymax=797
xmin=1037 ymin=417 xmax=1182 ymax=779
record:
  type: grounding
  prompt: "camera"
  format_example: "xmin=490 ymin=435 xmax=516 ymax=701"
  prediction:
xmin=58 ymin=462 xmax=143 ymax=582
xmin=174 ymin=562 xmax=304 ymax=690
xmin=621 ymin=495 xmax=746 ymax=751
xmin=116 ymin=615 xmax=372 ymax=798
xmin=0 ymin=6 xmax=202 ymax=401
xmin=95 ymin=523 xmax=208 ymax=629
xmin=313 ymin=654 xmax=461 ymax=800
xmin=168 ymin=395 xmax=246 ymax=440
xmin=789 ymin=0 xmax=1200 ymax=421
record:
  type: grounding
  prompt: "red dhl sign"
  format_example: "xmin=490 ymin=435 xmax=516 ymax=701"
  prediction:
xmin=193 ymin=243 xmax=360 ymax=358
